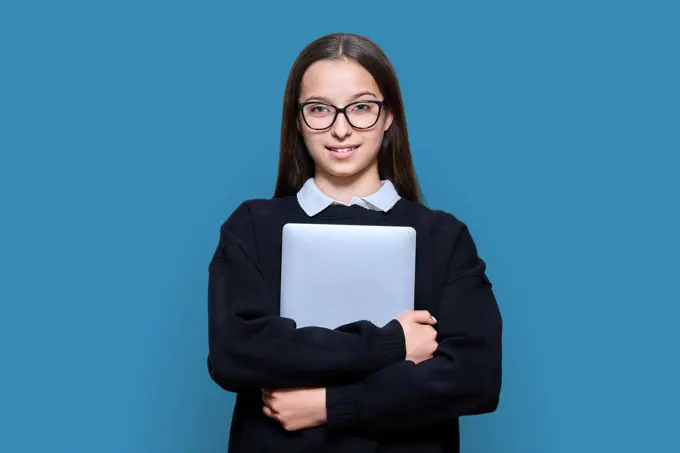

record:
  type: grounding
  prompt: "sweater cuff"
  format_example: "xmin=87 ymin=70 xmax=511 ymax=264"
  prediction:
xmin=326 ymin=382 xmax=363 ymax=431
xmin=374 ymin=319 xmax=406 ymax=366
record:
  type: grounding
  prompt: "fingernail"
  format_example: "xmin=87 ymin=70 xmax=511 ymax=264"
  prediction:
xmin=431 ymin=316 xmax=437 ymax=322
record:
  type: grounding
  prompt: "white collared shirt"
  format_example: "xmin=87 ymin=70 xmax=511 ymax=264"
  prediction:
xmin=296 ymin=178 xmax=401 ymax=217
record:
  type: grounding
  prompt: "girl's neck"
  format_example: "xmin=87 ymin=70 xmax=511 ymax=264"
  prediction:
xmin=313 ymin=164 xmax=382 ymax=204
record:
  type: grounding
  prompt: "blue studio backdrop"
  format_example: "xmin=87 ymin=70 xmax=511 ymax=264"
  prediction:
xmin=1 ymin=1 xmax=678 ymax=452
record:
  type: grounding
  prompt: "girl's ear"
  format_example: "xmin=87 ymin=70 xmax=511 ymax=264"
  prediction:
xmin=383 ymin=109 xmax=394 ymax=132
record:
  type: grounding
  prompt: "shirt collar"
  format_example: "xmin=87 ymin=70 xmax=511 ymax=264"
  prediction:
xmin=297 ymin=178 xmax=401 ymax=217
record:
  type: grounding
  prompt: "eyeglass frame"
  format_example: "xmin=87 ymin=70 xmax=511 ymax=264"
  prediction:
xmin=297 ymin=100 xmax=386 ymax=130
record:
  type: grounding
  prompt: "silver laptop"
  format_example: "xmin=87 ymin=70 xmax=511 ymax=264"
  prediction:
xmin=280 ymin=223 xmax=416 ymax=329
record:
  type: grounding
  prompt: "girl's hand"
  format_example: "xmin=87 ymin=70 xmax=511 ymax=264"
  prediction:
xmin=397 ymin=310 xmax=438 ymax=364
xmin=262 ymin=387 xmax=327 ymax=431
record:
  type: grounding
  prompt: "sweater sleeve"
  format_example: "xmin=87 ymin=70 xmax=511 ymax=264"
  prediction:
xmin=325 ymin=223 xmax=502 ymax=434
xmin=207 ymin=201 xmax=406 ymax=393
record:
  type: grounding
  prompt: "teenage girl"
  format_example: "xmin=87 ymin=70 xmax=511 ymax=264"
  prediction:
xmin=207 ymin=32 xmax=502 ymax=453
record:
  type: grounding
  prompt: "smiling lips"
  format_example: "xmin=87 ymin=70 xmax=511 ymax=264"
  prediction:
xmin=326 ymin=145 xmax=360 ymax=159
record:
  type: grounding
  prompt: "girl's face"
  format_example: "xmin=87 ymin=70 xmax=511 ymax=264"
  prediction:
xmin=297 ymin=58 xmax=393 ymax=181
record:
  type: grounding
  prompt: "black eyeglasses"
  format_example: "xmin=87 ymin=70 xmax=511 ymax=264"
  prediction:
xmin=298 ymin=100 xmax=385 ymax=130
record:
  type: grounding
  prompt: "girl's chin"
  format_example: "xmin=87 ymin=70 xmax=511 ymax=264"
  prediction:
xmin=317 ymin=162 xmax=376 ymax=179
xmin=311 ymin=150 xmax=379 ymax=179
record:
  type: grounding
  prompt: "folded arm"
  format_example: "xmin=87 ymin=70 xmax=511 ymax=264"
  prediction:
xmin=207 ymin=202 xmax=406 ymax=393
xmin=325 ymin=224 xmax=502 ymax=434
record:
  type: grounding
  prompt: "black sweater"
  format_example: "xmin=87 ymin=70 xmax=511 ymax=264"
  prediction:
xmin=207 ymin=195 xmax=502 ymax=453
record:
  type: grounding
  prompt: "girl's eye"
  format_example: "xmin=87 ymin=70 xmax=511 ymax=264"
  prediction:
xmin=351 ymin=103 xmax=376 ymax=113
xmin=308 ymin=104 xmax=331 ymax=114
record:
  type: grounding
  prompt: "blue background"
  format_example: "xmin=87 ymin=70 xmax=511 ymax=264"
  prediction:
xmin=1 ymin=1 xmax=678 ymax=452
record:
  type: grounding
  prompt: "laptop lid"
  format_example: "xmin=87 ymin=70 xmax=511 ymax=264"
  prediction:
xmin=280 ymin=223 xmax=416 ymax=329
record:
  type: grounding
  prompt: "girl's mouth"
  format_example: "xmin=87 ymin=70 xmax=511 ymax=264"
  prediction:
xmin=326 ymin=145 xmax=359 ymax=159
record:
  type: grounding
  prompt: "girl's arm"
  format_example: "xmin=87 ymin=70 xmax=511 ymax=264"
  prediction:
xmin=207 ymin=202 xmax=406 ymax=393
xmin=324 ymin=223 xmax=502 ymax=434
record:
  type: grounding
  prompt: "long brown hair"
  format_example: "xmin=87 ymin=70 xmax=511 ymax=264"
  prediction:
xmin=273 ymin=32 xmax=423 ymax=203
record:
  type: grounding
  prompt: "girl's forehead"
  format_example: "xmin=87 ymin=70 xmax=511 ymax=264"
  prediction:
xmin=299 ymin=59 xmax=382 ymax=102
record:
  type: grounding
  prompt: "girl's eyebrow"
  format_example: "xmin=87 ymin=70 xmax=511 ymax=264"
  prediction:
xmin=302 ymin=91 xmax=379 ymax=104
